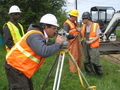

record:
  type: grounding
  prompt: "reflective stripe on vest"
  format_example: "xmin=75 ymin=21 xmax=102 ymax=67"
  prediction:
xmin=16 ymin=44 xmax=40 ymax=63
xmin=6 ymin=22 xmax=24 ymax=43
xmin=6 ymin=30 xmax=45 ymax=78
xmin=89 ymin=23 xmax=99 ymax=40
xmin=6 ymin=30 xmax=34 ymax=59
xmin=64 ymin=19 xmax=78 ymax=34
xmin=89 ymin=37 xmax=96 ymax=40
xmin=81 ymin=23 xmax=100 ymax=48
xmin=4 ymin=22 xmax=24 ymax=53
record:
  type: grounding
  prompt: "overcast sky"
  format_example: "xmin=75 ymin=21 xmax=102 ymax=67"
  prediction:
xmin=63 ymin=0 xmax=120 ymax=20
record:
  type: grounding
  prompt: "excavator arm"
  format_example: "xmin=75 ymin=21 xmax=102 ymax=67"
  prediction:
xmin=99 ymin=11 xmax=120 ymax=51
xmin=101 ymin=11 xmax=120 ymax=42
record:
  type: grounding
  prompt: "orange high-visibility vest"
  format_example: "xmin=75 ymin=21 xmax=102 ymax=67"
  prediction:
xmin=81 ymin=23 xmax=100 ymax=48
xmin=3 ymin=22 xmax=24 ymax=52
xmin=6 ymin=30 xmax=45 ymax=78
xmin=64 ymin=19 xmax=79 ymax=34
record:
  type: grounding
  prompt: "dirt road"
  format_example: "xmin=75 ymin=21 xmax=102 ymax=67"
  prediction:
xmin=100 ymin=54 xmax=120 ymax=65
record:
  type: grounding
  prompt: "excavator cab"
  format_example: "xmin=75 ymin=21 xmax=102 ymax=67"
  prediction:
xmin=90 ymin=6 xmax=120 ymax=51
xmin=90 ymin=6 xmax=115 ymax=32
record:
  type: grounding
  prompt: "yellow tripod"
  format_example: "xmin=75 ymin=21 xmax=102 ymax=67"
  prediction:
xmin=41 ymin=48 xmax=96 ymax=90
xmin=41 ymin=30 xmax=96 ymax=90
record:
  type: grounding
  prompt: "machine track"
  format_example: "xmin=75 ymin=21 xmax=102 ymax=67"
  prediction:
xmin=100 ymin=52 xmax=120 ymax=65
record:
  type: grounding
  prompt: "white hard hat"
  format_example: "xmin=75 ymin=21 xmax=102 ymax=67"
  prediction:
xmin=8 ymin=5 xmax=21 ymax=14
xmin=40 ymin=13 xmax=59 ymax=27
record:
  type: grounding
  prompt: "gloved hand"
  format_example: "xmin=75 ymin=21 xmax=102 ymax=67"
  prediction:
xmin=81 ymin=38 xmax=86 ymax=46
xmin=67 ymin=34 xmax=77 ymax=40
xmin=73 ymin=34 xmax=77 ymax=37
xmin=76 ymin=27 xmax=81 ymax=32
xmin=86 ymin=41 xmax=93 ymax=44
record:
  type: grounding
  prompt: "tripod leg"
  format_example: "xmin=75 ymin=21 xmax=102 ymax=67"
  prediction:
xmin=68 ymin=52 xmax=91 ymax=88
xmin=53 ymin=52 xmax=65 ymax=90
xmin=41 ymin=54 xmax=59 ymax=90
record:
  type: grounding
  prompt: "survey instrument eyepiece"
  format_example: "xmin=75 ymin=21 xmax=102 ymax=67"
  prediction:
xmin=57 ymin=30 xmax=69 ymax=49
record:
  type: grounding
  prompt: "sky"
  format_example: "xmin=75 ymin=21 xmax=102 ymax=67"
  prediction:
xmin=63 ymin=0 xmax=120 ymax=20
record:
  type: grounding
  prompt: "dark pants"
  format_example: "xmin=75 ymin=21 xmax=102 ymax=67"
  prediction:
xmin=82 ymin=40 xmax=103 ymax=76
xmin=4 ymin=62 xmax=34 ymax=90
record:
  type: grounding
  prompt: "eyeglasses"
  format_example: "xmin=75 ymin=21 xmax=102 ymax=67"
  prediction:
xmin=82 ymin=18 xmax=87 ymax=20
xmin=53 ymin=27 xmax=57 ymax=31
xmin=12 ymin=13 xmax=20 ymax=15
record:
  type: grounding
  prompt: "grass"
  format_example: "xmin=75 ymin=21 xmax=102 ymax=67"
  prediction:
xmin=116 ymin=30 xmax=120 ymax=36
xmin=116 ymin=30 xmax=120 ymax=40
xmin=0 ymin=46 xmax=8 ymax=90
xmin=0 ymin=46 xmax=120 ymax=90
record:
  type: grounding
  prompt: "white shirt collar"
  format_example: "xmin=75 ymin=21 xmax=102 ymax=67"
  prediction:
xmin=43 ymin=30 xmax=48 ymax=42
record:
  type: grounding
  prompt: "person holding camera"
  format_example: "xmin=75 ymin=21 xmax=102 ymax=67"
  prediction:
xmin=81 ymin=12 xmax=103 ymax=77
xmin=63 ymin=9 xmax=82 ymax=73
xmin=4 ymin=13 xmax=64 ymax=90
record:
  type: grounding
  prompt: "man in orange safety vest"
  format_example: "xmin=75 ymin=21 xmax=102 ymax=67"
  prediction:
xmin=4 ymin=13 xmax=64 ymax=90
xmin=63 ymin=9 xmax=82 ymax=73
xmin=81 ymin=12 xmax=103 ymax=77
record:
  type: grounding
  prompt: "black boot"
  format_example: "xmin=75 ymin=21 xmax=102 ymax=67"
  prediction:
xmin=93 ymin=64 xmax=103 ymax=77
xmin=84 ymin=63 xmax=94 ymax=75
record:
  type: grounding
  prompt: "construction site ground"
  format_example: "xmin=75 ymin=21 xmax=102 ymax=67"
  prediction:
xmin=100 ymin=27 xmax=120 ymax=66
xmin=100 ymin=53 xmax=120 ymax=65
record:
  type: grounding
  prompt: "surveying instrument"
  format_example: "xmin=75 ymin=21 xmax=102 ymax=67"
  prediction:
xmin=41 ymin=30 xmax=96 ymax=90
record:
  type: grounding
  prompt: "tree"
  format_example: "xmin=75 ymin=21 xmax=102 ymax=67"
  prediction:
xmin=0 ymin=0 xmax=67 ymax=33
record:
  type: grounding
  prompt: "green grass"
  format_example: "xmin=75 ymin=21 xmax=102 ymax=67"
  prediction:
xmin=0 ymin=46 xmax=120 ymax=90
xmin=116 ymin=30 xmax=120 ymax=36
xmin=116 ymin=30 xmax=120 ymax=40
xmin=0 ymin=46 xmax=8 ymax=90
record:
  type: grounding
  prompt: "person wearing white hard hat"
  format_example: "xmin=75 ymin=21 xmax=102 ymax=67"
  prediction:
xmin=3 ymin=5 xmax=25 ymax=53
xmin=4 ymin=13 xmax=64 ymax=90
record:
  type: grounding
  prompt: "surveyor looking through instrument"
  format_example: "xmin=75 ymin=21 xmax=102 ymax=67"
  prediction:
xmin=4 ymin=13 xmax=64 ymax=90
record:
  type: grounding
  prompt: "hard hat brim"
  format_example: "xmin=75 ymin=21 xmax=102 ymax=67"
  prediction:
xmin=8 ymin=11 xmax=22 ymax=14
xmin=40 ymin=21 xmax=59 ymax=27
xmin=8 ymin=12 xmax=21 ymax=14
xmin=68 ymin=13 xmax=79 ymax=17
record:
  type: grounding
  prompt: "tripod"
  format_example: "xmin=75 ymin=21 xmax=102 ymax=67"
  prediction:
xmin=41 ymin=48 xmax=96 ymax=90
xmin=41 ymin=30 xmax=96 ymax=90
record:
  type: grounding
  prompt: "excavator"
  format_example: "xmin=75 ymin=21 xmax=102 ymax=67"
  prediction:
xmin=90 ymin=6 xmax=120 ymax=51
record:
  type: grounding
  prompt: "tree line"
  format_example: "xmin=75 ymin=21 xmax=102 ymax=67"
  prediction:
xmin=0 ymin=0 xmax=68 ymax=33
